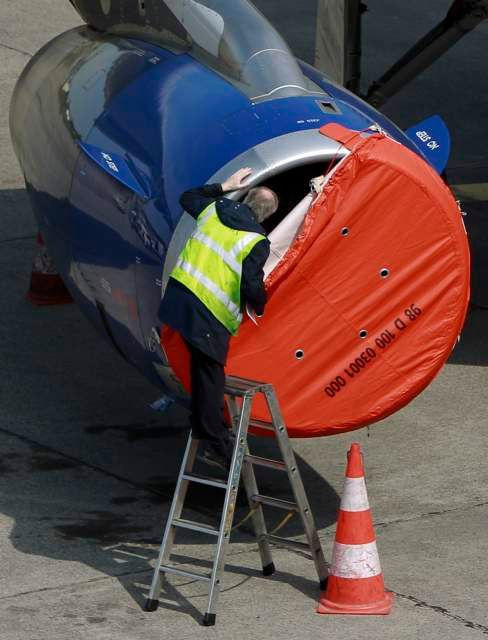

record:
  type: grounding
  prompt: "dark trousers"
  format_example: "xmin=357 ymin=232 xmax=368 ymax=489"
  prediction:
xmin=185 ymin=340 xmax=228 ymax=445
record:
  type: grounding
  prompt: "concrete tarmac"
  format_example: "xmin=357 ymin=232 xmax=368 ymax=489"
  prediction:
xmin=1 ymin=2 xmax=488 ymax=639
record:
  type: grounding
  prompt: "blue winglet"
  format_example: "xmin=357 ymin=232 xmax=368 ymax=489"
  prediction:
xmin=405 ymin=115 xmax=451 ymax=174
xmin=80 ymin=142 xmax=152 ymax=198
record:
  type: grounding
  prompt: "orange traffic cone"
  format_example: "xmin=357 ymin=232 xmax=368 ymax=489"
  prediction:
xmin=26 ymin=233 xmax=73 ymax=306
xmin=317 ymin=443 xmax=394 ymax=615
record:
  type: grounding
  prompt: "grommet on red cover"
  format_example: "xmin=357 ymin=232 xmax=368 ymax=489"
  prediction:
xmin=359 ymin=329 xmax=368 ymax=339
xmin=379 ymin=268 xmax=390 ymax=278
xmin=341 ymin=227 xmax=349 ymax=236
xmin=295 ymin=349 xmax=305 ymax=359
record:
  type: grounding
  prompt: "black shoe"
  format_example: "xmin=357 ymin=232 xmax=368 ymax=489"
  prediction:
xmin=197 ymin=438 xmax=234 ymax=472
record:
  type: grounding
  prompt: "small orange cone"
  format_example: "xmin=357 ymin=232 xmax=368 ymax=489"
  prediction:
xmin=317 ymin=443 xmax=393 ymax=615
xmin=26 ymin=233 xmax=73 ymax=306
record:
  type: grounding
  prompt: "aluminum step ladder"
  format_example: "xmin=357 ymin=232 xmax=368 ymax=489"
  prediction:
xmin=144 ymin=375 xmax=328 ymax=626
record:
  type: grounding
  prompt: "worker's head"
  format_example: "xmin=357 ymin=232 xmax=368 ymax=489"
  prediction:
xmin=243 ymin=187 xmax=279 ymax=223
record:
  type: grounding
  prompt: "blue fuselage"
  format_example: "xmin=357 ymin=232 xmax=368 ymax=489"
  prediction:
xmin=10 ymin=26 xmax=427 ymax=392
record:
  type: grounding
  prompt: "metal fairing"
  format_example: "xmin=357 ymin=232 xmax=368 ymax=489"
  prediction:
xmin=297 ymin=60 xmax=429 ymax=161
xmin=10 ymin=23 xmax=431 ymax=397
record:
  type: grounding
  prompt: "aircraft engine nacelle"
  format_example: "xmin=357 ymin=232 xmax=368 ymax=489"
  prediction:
xmin=9 ymin=0 xmax=470 ymax=437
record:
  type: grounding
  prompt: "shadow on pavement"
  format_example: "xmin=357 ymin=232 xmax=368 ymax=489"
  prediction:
xmin=0 ymin=189 xmax=339 ymax=621
xmin=0 ymin=427 xmax=338 ymax=621
xmin=118 ymin=551 xmax=324 ymax=624
xmin=2 ymin=181 xmax=487 ymax=623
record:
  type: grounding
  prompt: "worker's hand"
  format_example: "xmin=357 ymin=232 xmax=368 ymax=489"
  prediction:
xmin=222 ymin=168 xmax=253 ymax=192
xmin=246 ymin=305 xmax=260 ymax=326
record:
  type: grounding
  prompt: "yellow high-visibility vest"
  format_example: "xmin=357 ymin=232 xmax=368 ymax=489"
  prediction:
xmin=170 ymin=202 xmax=266 ymax=334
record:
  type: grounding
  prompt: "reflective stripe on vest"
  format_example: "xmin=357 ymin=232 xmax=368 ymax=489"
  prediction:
xmin=170 ymin=202 xmax=265 ymax=334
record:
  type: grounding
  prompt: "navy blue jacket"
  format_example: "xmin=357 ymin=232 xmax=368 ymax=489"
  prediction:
xmin=158 ymin=183 xmax=270 ymax=364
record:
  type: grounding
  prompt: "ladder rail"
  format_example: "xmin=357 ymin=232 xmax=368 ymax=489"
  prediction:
xmin=205 ymin=394 xmax=252 ymax=619
xmin=147 ymin=434 xmax=197 ymax=605
xmin=227 ymin=394 xmax=275 ymax=575
xmin=263 ymin=387 xmax=328 ymax=586
xmin=240 ymin=446 xmax=275 ymax=574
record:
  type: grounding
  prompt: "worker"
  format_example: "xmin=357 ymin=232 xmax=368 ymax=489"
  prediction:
xmin=159 ymin=168 xmax=279 ymax=470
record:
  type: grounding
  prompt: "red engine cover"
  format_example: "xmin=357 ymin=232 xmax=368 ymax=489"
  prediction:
xmin=163 ymin=124 xmax=470 ymax=437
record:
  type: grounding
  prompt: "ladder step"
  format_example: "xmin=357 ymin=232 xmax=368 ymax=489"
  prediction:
xmin=182 ymin=472 xmax=228 ymax=489
xmin=224 ymin=384 xmax=257 ymax=397
xmin=225 ymin=375 xmax=271 ymax=396
xmin=245 ymin=454 xmax=286 ymax=471
xmin=266 ymin=534 xmax=312 ymax=555
xmin=248 ymin=418 xmax=275 ymax=432
xmin=251 ymin=495 xmax=298 ymax=511
xmin=172 ymin=518 xmax=220 ymax=536
xmin=160 ymin=564 xmax=211 ymax=582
